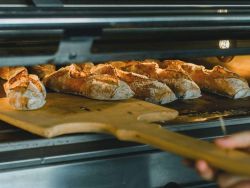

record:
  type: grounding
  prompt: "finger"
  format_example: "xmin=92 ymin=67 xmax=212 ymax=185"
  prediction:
xmin=228 ymin=181 xmax=250 ymax=188
xmin=195 ymin=160 xmax=215 ymax=181
xmin=217 ymin=173 xmax=250 ymax=188
xmin=215 ymin=131 xmax=250 ymax=149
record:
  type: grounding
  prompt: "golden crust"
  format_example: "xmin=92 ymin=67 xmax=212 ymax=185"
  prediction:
xmin=5 ymin=68 xmax=29 ymax=90
xmin=110 ymin=60 xmax=201 ymax=99
xmin=91 ymin=64 xmax=177 ymax=104
xmin=161 ymin=60 xmax=245 ymax=80
xmin=0 ymin=67 xmax=11 ymax=80
xmin=76 ymin=62 xmax=95 ymax=72
xmin=0 ymin=66 xmax=28 ymax=80
xmin=161 ymin=60 xmax=250 ymax=98
xmin=3 ymin=67 xmax=46 ymax=110
xmin=43 ymin=64 xmax=134 ymax=100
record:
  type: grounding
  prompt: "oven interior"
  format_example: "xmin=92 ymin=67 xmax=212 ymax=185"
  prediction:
xmin=0 ymin=1 xmax=250 ymax=188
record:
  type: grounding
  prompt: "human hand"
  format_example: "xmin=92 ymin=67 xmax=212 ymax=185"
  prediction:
xmin=195 ymin=131 xmax=250 ymax=188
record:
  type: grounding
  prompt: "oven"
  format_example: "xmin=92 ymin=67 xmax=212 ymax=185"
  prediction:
xmin=0 ymin=1 xmax=250 ymax=188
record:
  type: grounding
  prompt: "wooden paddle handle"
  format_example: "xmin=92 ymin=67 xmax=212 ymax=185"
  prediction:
xmin=45 ymin=121 xmax=250 ymax=176
xmin=114 ymin=123 xmax=250 ymax=177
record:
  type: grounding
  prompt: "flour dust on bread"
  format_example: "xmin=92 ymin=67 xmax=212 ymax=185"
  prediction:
xmin=3 ymin=67 xmax=46 ymax=110
xmin=109 ymin=60 xmax=201 ymax=100
xmin=43 ymin=64 xmax=134 ymax=100
xmin=161 ymin=60 xmax=250 ymax=99
xmin=91 ymin=64 xmax=177 ymax=104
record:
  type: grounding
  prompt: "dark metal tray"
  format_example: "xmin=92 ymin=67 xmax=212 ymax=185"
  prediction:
xmin=167 ymin=93 xmax=250 ymax=123
xmin=162 ymin=93 xmax=250 ymax=133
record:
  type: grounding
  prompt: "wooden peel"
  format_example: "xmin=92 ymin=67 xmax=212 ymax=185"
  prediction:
xmin=0 ymin=93 xmax=249 ymax=176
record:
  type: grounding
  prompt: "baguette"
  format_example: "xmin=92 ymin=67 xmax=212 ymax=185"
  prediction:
xmin=42 ymin=64 xmax=134 ymax=100
xmin=110 ymin=60 xmax=201 ymax=99
xmin=2 ymin=67 xmax=46 ymax=110
xmin=91 ymin=64 xmax=177 ymax=104
xmin=160 ymin=60 xmax=250 ymax=99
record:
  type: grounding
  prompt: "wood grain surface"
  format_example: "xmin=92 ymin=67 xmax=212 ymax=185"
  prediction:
xmin=0 ymin=93 xmax=249 ymax=176
xmin=0 ymin=93 xmax=178 ymax=138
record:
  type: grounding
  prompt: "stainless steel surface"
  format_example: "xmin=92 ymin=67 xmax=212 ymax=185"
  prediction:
xmin=1 ymin=15 xmax=250 ymax=29
xmin=1 ymin=0 xmax=250 ymax=8
xmin=0 ymin=0 xmax=30 ymax=7
xmin=0 ymin=151 xmax=203 ymax=188
xmin=1 ymin=6 xmax=250 ymax=29
xmin=1 ymin=5 xmax=250 ymax=66
xmin=63 ymin=4 xmax=250 ymax=8
xmin=32 ymin=0 xmax=63 ymax=7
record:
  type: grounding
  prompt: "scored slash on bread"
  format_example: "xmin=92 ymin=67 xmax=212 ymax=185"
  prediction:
xmin=161 ymin=60 xmax=250 ymax=99
xmin=90 ymin=64 xmax=177 ymax=104
xmin=42 ymin=64 xmax=134 ymax=100
xmin=1 ymin=67 xmax=46 ymax=110
xmin=109 ymin=60 xmax=201 ymax=100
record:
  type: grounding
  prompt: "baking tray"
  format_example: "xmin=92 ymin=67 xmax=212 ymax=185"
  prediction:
xmin=161 ymin=92 xmax=250 ymax=134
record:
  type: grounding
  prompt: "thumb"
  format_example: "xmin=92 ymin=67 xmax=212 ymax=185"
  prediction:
xmin=215 ymin=131 xmax=250 ymax=149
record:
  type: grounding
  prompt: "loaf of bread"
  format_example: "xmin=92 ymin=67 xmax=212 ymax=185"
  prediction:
xmin=109 ymin=60 xmax=201 ymax=99
xmin=0 ymin=67 xmax=11 ymax=80
xmin=0 ymin=66 xmax=30 ymax=80
xmin=90 ymin=64 xmax=177 ymax=104
xmin=2 ymin=67 xmax=46 ymax=110
xmin=42 ymin=64 xmax=134 ymax=100
xmin=29 ymin=64 xmax=56 ymax=80
xmin=160 ymin=60 xmax=250 ymax=99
